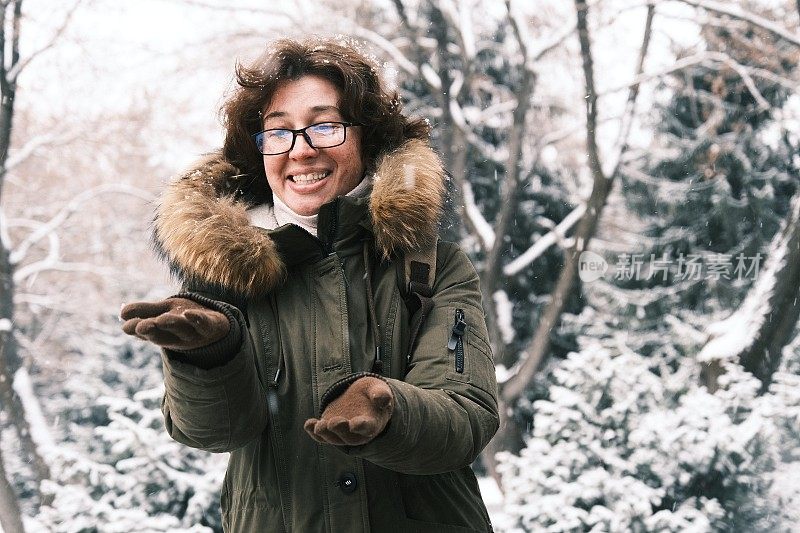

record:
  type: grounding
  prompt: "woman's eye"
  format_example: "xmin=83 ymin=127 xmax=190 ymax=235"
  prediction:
xmin=311 ymin=123 xmax=339 ymax=135
xmin=267 ymin=129 xmax=292 ymax=139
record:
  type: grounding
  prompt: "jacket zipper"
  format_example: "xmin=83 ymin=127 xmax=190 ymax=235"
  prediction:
xmin=264 ymin=297 xmax=284 ymax=419
xmin=447 ymin=308 xmax=467 ymax=373
xmin=326 ymin=198 xmax=339 ymax=254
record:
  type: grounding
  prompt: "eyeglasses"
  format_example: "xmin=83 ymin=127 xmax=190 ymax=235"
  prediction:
xmin=252 ymin=121 xmax=360 ymax=155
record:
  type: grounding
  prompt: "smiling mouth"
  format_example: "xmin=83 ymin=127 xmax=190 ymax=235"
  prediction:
xmin=289 ymin=171 xmax=330 ymax=184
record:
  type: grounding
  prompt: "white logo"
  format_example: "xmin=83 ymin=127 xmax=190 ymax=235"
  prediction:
xmin=578 ymin=251 xmax=608 ymax=283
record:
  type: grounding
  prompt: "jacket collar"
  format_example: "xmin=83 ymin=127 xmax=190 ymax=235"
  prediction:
xmin=152 ymin=139 xmax=445 ymax=298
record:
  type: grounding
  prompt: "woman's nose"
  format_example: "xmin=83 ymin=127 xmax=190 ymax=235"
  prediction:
xmin=289 ymin=133 xmax=318 ymax=159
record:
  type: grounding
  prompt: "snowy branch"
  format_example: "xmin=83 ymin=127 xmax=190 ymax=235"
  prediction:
xmin=350 ymin=26 xmax=419 ymax=77
xmin=669 ymin=0 xmax=800 ymax=49
xmin=15 ymin=293 xmax=81 ymax=314
xmin=420 ymin=63 xmax=442 ymax=91
xmin=457 ymin=0 xmax=477 ymax=59
xmin=10 ymin=183 xmax=154 ymax=265
xmin=506 ymin=0 xmax=529 ymax=63
xmin=158 ymin=0 xmax=291 ymax=15
xmin=462 ymin=181 xmax=495 ymax=250
xmin=5 ymin=135 xmax=51 ymax=172
xmin=599 ymin=50 xmax=796 ymax=103
xmin=107 ymin=411 xmax=198 ymax=486
xmin=504 ymin=203 xmax=586 ymax=276
xmin=0 ymin=207 xmax=10 ymax=250
xmin=539 ymin=112 xmax=626 ymax=148
xmin=460 ymin=131 xmax=506 ymax=165
xmin=13 ymin=367 xmax=56 ymax=457
xmin=492 ymin=290 xmax=516 ymax=344
xmin=477 ymin=99 xmax=518 ymax=122
xmin=3 ymin=131 xmax=70 ymax=173
xmin=13 ymin=259 xmax=115 ymax=284
xmin=698 ymin=193 xmax=800 ymax=388
xmin=620 ymin=165 xmax=718 ymax=192
xmin=6 ymin=0 xmax=83 ymax=84
xmin=435 ymin=0 xmax=475 ymax=60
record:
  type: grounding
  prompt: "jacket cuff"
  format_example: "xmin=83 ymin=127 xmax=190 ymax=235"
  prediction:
xmin=163 ymin=292 xmax=245 ymax=370
xmin=318 ymin=372 xmax=386 ymax=415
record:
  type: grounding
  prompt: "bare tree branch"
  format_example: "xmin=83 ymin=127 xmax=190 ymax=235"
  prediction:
xmin=0 ymin=1 xmax=13 ymax=172
xmin=157 ymin=0 xmax=290 ymax=15
xmin=502 ymin=0 xmax=615 ymax=404
xmin=530 ymin=18 xmax=576 ymax=63
xmin=6 ymin=0 xmax=82 ymax=84
xmin=10 ymin=1 xmax=20 ymax=73
xmin=670 ymin=0 xmax=800 ymax=48
xmin=479 ymin=0 xmax=536 ymax=368
xmin=599 ymin=50 xmax=795 ymax=101
xmin=606 ymin=4 xmax=654 ymax=179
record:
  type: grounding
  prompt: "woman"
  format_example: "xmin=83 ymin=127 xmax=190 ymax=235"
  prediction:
xmin=121 ymin=37 xmax=499 ymax=533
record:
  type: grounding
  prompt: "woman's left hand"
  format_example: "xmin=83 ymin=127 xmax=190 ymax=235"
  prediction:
xmin=304 ymin=377 xmax=394 ymax=446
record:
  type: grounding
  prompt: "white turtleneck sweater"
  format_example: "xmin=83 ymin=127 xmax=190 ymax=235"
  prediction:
xmin=247 ymin=176 xmax=373 ymax=237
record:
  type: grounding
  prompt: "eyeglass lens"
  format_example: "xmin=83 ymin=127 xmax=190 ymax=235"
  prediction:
xmin=257 ymin=122 xmax=346 ymax=155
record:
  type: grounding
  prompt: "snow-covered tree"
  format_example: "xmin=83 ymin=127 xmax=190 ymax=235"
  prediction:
xmin=496 ymin=342 xmax=800 ymax=532
xmin=27 ymin=326 xmax=227 ymax=532
xmin=576 ymin=0 xmax=800 ymax=378
xmin=497 ymin=2 xmax=800 ymax=530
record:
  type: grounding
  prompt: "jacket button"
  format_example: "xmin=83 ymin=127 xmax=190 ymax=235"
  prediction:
xmin=338 ymin=472 xmax=357 ymax=494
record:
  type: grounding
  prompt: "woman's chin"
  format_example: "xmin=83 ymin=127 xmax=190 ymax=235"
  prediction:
xmin=284 ymin=195 xmax=325 ymax=216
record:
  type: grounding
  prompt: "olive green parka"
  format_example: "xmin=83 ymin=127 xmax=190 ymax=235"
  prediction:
xmin=152 ymin=139 xmax=500 ymax=532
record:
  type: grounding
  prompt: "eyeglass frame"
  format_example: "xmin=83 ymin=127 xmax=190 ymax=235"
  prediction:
xmin=252 ymin=121 xmax=361 ymax=156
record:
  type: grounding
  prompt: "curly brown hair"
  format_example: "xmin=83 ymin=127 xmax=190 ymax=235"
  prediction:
xmin=220 ymin=37 xmax=430 ymax=204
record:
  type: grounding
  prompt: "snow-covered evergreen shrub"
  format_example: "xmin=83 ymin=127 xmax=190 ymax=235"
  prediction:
xmin=496 ymin=345 xmax=797 ymax=533
xmin=29 ymin=325 xmax=227 ymax=532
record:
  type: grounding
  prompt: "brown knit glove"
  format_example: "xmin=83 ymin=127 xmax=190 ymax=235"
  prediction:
xmin=120 ymin=297 xmax=230 ymax=351
xmin=304 ymin=377 xmax=394 ymax=446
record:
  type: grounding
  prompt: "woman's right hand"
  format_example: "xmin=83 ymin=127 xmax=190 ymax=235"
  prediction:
xmin=120 ymin=297 xmax=230 ymax=351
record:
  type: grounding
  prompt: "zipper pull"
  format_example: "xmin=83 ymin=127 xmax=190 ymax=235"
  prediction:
xmin=267 ymin=368 xmax=281 ymax=418
xmin=447 ymin=309 xmax=467 ymax=350
xmin=371 ymin=346 xmax=384 ymax=374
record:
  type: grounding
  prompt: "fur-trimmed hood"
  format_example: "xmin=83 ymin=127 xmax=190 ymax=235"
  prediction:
xmin=153 ymin=139 xmax=445 ymax=298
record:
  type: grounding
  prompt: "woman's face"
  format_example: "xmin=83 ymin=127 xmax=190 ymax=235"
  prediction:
xmin=261 ymin=75 xmax=364 ymax=216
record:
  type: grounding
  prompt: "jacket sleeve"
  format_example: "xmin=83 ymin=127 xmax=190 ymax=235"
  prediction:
xmin=160 ymin=293 xmax=268 ymax=453
xmin=346 ymin=243 xmax=499 ymax=474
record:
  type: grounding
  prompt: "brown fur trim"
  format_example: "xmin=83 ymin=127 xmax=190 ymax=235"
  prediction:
xmin=153 ymin=154 xmax=286 ymax=297
xmin=370 ymin=139 xmax=445 ymax=258
xmin=153 ymin=141 xmax=445 ymax=297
